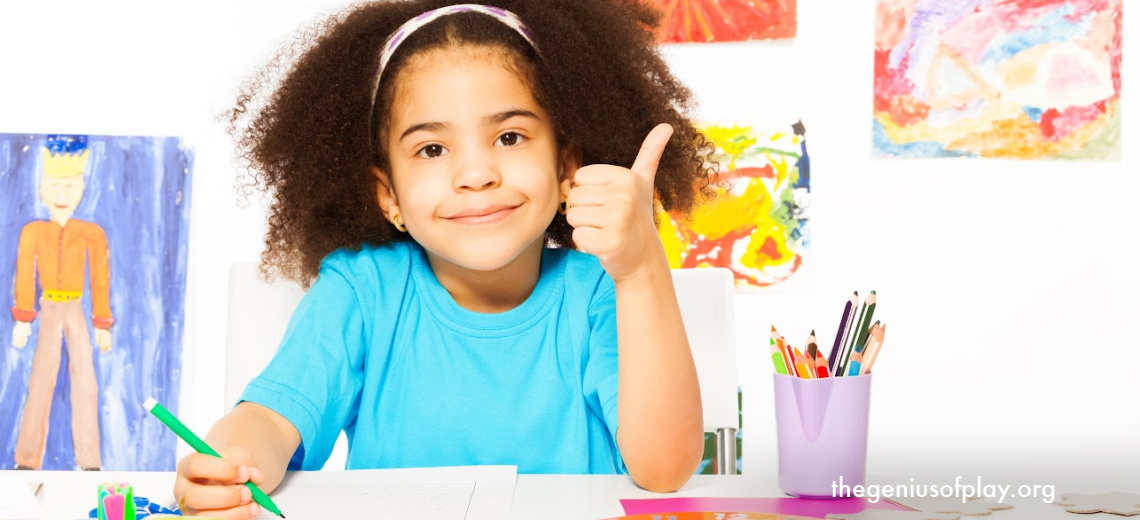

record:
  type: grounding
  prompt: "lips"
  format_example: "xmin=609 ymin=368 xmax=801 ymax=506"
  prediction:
xmin=445 ymin=204 xmax=520 ymax=224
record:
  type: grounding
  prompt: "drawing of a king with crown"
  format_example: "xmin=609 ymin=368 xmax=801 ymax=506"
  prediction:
xmin=10 ymin=134 xmax=112 ymax=470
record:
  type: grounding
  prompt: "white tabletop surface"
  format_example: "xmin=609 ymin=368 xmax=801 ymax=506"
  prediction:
xmin=3 ymin=470 xmax=1137 ymax=520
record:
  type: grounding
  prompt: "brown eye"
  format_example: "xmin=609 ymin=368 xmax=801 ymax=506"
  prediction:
xmin=416 ymin=144 xmax=446 ymax=158
xmin=496 ymin=132 xmax=525 ymax=147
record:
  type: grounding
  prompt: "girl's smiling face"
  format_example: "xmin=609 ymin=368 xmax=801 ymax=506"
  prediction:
xmin=376 ymin=45 xmax=574 ymax=274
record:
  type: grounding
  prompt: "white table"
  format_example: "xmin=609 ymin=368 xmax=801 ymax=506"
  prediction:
xmin=4 ymin=471 xmax=1137 ymax=520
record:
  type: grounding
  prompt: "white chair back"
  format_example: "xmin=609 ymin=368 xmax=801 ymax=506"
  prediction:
xmin=671 ymin=267 xmax=739 ymax=474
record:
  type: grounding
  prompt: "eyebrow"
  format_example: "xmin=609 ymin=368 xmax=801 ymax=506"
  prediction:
xmin=397 ymin=109 xmax=541 ymax=143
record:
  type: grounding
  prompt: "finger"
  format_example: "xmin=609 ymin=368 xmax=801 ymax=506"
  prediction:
xmin=193 ymin=503 xmax=261 ymax=520
xmin=568 ymin=164 xmax=621 ymax=187
xmin=179 ymin=453 xmax=247 ymax=484
xmin=571 ymin=227 xmax=610 ymax=256
xmin=216 ymin=446 xmax=258 ymax=465
xmin=181 ymin=483 xmax=252 ymax=511
xmin=566 ymin=185 xmax=611 ymax=208
xmin=248 ymin=466 xmax=266 ymax=487
xmin=630 ymin=123 xmax=673 ymax=186
xmin=564 ymin=205 xmax=610 ymax=230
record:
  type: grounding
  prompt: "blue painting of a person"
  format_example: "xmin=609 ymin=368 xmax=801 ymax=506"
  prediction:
xmin=9 ymin=135 xmax=112 ymax=470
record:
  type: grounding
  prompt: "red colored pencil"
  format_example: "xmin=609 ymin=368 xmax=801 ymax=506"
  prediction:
xmin=784 ymin=341 xmax=797 ymax=378
xmin=813 ymin=348 xmax=831 ymax=377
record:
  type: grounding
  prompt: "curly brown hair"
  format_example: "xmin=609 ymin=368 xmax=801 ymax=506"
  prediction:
xmin=227 ymin=0 xmax=716 ymax=285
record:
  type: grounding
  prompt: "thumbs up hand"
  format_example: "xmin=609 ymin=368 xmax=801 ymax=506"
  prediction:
xmin=564 ymin=123 xmax=672 ymax=282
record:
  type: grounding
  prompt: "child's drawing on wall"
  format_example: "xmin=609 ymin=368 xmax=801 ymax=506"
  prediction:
xmin=1 ymin=133 xmax=193 ymax=471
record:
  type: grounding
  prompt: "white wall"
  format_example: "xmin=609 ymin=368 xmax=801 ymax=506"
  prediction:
xmin=2 ymin=0 xmax=1136 ymax=477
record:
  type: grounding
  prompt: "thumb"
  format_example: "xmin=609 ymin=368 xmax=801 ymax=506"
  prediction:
xmin=630 ymin=123 xmax=673 ymax=186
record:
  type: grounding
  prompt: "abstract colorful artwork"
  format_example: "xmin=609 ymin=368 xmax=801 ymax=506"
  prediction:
xmin=657 ymin=121 xmax=809 ymax=291
xmin=648 ymin=0 xmax=796 ymax=43
xmin=873 ymin=0 xmax=1122 ymax=160
xmin=0 ymin=133 xmax=193 ymax=471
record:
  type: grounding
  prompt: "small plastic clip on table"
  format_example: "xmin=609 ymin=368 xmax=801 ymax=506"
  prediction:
xmin=97 ymin=483 xmax=135 ymax=520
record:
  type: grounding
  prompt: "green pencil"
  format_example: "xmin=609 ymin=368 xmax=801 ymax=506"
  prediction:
xmin=144 ymin=398 xmax=285 ymax=518
xmin=841 ymin=291 xmax=877 ymax=374
xmin=840 ymin=291 xmax=876 ymax=375
xmin=853 ymin=291 xmax=878 ymax=356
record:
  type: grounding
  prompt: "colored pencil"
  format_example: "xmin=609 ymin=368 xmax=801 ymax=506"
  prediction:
xmin=144 ymin=398 xmax=286 ymax=518
xmin=805 ymin=330 xmax=827 ymax=378
xmin=862 ymin=322 xmax=887 ymax=374
xmin=852 ymin=291 xmax=878 ymax=358
xmin=772 ymin=326 xmax=795 ymax=377
xmin=828 ymin=292 xmax=858 ymax=374
xmin=793 ymin=347 xmax=811 ymax=378
xmin=847 ymin=350 xmax=864 ymax=376
xmin=803 ymin=346 xmax=817 ymax=376
xmin=813 ymin=348 xmax=831 ymax=378
xmin=859 ymin=321 xmax=881 ymax=354
xmin=838 ymin=293 xmax=867 ymax=376
xmin=841 ymin=291 xmax=876 ymax=376
xmin=781 ymin=338 xmax=796 ymax=378
xmin=770 ymin=335 xmax=790 ymax=375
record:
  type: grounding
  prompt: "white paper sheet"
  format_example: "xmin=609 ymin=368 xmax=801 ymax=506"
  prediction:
xmin=256 ymin=465 xmax=517 ymax=520
xmin=0 ymin=475 xmax=43 ymax=520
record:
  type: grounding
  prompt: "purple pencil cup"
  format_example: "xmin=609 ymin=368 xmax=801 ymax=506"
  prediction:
xmin=773 ymin=372 xmax=872 ymax=498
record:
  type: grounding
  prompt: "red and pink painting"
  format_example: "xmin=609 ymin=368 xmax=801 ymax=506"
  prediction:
xmin=873 ymin=0 xmax=1122 ymax=160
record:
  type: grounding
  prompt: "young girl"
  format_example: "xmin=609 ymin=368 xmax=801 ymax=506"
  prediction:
xmin=177 ymin=0 xmax=716 ymax=516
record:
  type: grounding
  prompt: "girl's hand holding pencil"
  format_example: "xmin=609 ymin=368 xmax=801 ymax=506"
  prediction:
xmin=147 ymin=398 xmax=284 ymax=520
xmin=771 ymin=290 xmax=888 ymax=378
xmin=174 ymin=445 xmax=267 ymax=519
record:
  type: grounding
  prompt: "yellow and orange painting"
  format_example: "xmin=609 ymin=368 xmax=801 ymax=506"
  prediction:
xmin=657 ymin=121 xmax=810 ymax=291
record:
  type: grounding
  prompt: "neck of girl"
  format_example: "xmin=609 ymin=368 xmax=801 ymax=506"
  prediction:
xmin=426 ymin=239 xmax=544 ymax=314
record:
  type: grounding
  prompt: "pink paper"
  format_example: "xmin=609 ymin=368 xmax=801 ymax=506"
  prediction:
xmin=621 ymin=497 xmax=910 ymax=517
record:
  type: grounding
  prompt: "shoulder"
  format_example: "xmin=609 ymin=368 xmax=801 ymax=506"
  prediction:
xmin=549 ymin=248 xmax=615 ymax=305
xmin=20 ymin=220 xmax=49 ymax=233
xmin=71 ymin=220 xmax=106 ymax=236
xmin=317 ymin=240 xmax=416 ymax=295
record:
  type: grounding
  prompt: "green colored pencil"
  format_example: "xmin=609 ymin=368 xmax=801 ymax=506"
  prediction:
xmin=144 ymin=398 xmax=285 ymax=518
xmin=852 ymin=291 xmax=877 ymax=355
xmin=841 ymin=291 xmax=876 ymax=375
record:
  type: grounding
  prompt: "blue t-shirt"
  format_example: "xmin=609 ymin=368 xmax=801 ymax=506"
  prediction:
xmin=239 ymin=240 xmax=625 ymax=474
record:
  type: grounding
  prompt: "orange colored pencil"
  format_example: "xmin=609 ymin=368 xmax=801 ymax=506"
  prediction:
xmin=793 ymin=347 xmax=811 ymax=378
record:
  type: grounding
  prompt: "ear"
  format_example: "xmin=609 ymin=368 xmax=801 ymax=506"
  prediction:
xmin=371 ymin=165 xmax=401 ymax=224
xmin=557 ymin=143 xmax=582 ymax=200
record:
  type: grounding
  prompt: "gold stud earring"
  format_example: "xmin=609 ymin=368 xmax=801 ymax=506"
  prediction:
xmin=392 ymin=212 xmax=407 ymax=232
xmin=558 ymin=199 xmax=568 ymax=216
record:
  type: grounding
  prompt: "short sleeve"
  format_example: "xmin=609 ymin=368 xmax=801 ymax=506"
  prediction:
xmin=581 ymin=276 xmax=626 ymax=473
xmin=239 ymin=260 xmax=366 ymax=470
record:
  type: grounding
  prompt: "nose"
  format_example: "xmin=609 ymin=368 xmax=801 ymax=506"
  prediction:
xmin=452 ymin=149 xmax=501 ymax=192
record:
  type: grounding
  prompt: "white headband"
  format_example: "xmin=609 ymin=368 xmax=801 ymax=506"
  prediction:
xmin=369 ymin=4 xmax=539 ymax=108
xmin=379 ymin=4 xmax=538 ymax=75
